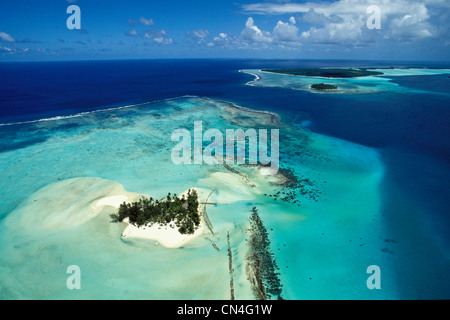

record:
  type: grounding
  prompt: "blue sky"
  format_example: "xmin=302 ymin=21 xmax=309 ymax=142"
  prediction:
xmin=0 ymin=0 xmax=449 ymax=61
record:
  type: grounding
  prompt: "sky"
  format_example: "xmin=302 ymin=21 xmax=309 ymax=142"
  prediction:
xmin=0 ymin=0 xmax=449 ymax=61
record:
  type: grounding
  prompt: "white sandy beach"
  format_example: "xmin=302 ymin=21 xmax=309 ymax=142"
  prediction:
xmin=95 ymin=187 xmax=205 ymax=248
xmin=95 ymin=195 xmax=129 ymax=208
xmin=239 ymin=69 xmax=262 ymax=85
xmin=121 ymin=219 xmax=203 ymax=248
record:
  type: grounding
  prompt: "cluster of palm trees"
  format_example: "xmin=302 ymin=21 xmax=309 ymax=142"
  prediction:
xmin=110 ymin=189 xmax=200 ymax=235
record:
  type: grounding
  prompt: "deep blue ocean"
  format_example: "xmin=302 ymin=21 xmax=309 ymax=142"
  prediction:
xmin=1 ymin=59 xmax=449 ymax=298
xmin=1 ymin=59 xmax=449 ymax=159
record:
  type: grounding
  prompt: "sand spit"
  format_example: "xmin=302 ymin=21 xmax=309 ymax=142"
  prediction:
xmin=6 ymin=177 xmax=139 ymax=231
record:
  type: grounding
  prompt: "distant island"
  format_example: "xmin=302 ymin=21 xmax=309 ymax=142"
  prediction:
xmin=261 ymin=68 xmax=384 ymax=78
xmin=111 ymin=189 xmax=200 ymax=235
xmin=310 ymin=83 xmax=338 ymax=91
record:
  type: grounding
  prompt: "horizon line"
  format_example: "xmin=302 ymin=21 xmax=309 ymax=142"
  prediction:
xmin=1 ymin=57 xmax=450 ymax=64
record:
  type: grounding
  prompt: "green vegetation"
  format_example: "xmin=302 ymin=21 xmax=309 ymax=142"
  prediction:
xmin=310 ymin=83 xmax=338 ymax=91
xmin=262 ymin=68 xmax=384 ymax=78
xmin=110 ymin=189 xmax=200 ymax=235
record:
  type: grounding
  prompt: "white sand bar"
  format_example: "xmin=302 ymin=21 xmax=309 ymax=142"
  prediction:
xmin=122 ymin=220 xmax=203 ymax=248
xmin=95 ymin=195 xmax=129 ymax=208
xmin=118 ymin=187 xmax=204 ymax=248
xmin=10 ymin=177 xmax=205 ymax=248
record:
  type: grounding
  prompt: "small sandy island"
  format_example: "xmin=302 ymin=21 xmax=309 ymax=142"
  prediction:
xmin=95 ymin=188 xmax=204 ymax=248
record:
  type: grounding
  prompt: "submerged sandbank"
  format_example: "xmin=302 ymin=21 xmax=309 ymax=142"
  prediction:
xmin=5 ymin=177 xmax=140 ymax=231
xmin=6 ymin=177 xmax=206 ymax=249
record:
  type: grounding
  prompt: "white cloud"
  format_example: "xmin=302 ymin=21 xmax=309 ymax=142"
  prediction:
xmin=153 ymin=37 xmax=173 ymax=45
xmin=0 ymin=45 xmax=13 ymax=52
xmin=389 ymin=3 xmax=434 ymax=40
xmin=142 ymin=29 xmax=172 ymax=45
xmin=139 ymin=16 xmax=155 ymax=26
xmin=0 ymin=45 xmax=31 ymax=55
xmin=0 ymin=32 xmax=15 ymax=42
xmin=301 ymin=18 xmax=365 ymax=45
xmin=210 ymin=32 xmax=240 ymax=49
xmin=207 ymin=0 xmax=444 ymax=51
xmin=423 ymin=0 xmax=450 ymax=8
xmin=125 ymin=16 xmax=172 ymax=45
xmin=242 ymin=0 xmax=441 ymax=45
xmin=242 ymin=2 xmax=314 ymax=15
xmin=272 ymin=17 xmax=300 ymax=43
xmin=193 ymin=29 xmax=209 ymax=39
xmin=187 ymin=29 xmax=210 ymax=44
xmin=302 ymin=8 xmax=344 ymax=25
xmin=126 ymin=29 xmax=139 ymax=36
xmin=142 ymin=30 xmax=167 ymax=39
xmin=241 ymin=17 xmax=272 ymax=44
xmin=208 ymin=17 xmax=302 ymax=50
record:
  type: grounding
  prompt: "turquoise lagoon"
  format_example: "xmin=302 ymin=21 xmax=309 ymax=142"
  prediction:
xmin=0 ymin=94 xmax=396 ymax=300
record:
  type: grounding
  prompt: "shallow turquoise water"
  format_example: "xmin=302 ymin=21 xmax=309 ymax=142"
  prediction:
xmin=0 ymin=96 xmax=398 ymax=299
xmin=0 ymin=86 xmax=448 ymax=299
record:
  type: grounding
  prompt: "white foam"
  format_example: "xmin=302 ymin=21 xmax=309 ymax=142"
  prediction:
xmin=0 ymin=95 xmax=200 ymax=127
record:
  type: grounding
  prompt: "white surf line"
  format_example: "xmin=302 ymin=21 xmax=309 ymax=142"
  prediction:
xmin=0 ymin=95 xmax=202 ymax=127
